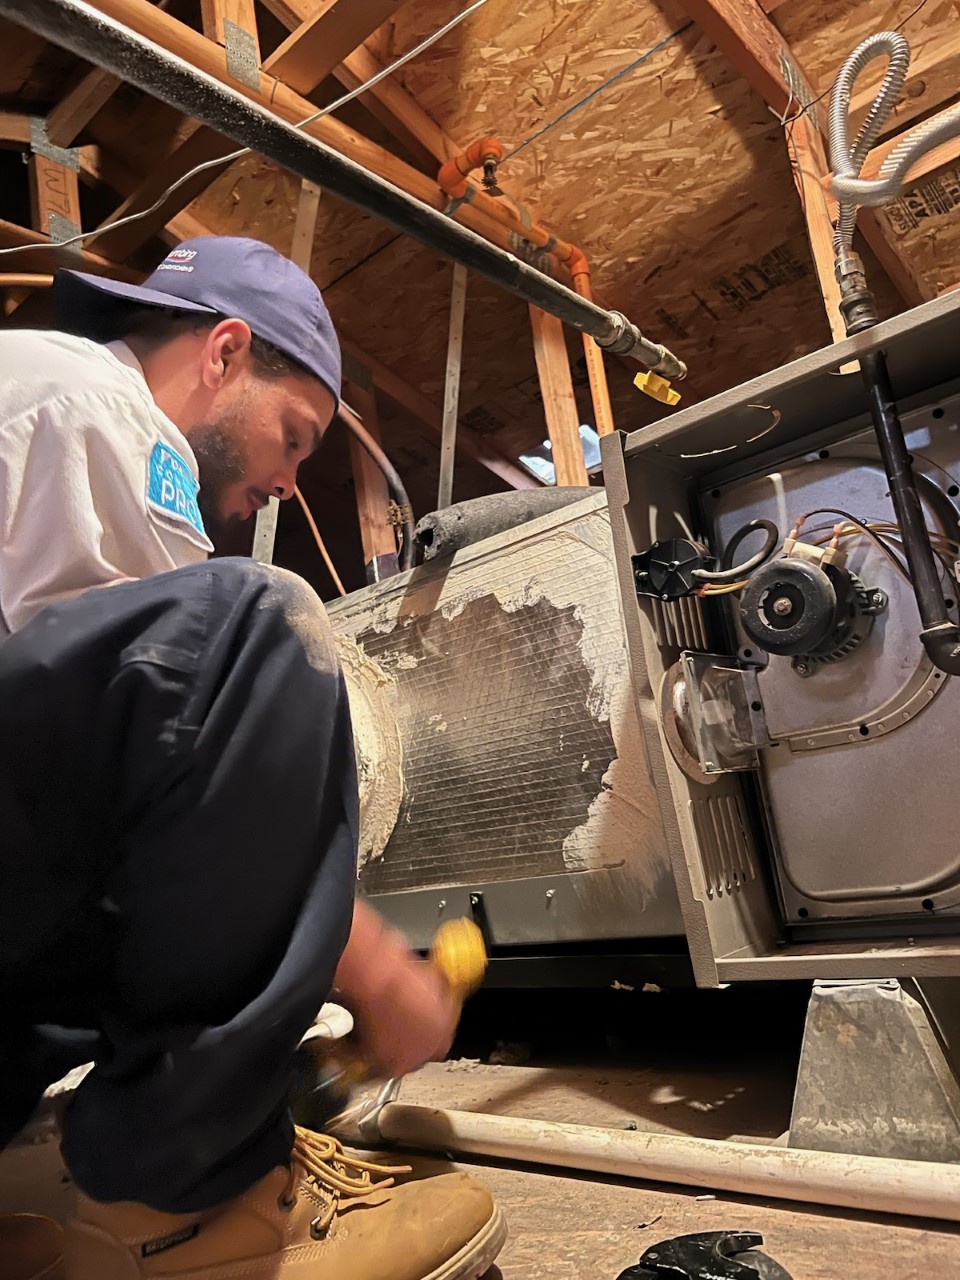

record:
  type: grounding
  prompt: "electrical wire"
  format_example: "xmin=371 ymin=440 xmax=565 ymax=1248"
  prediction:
xmin=691 ymin=517 xmax=779 ymax=584
xmin=794 ymin=508 xmax=912 ymax=579
xmin=0 ymin=0 xmax=493 ymax=263
xmin=500 ymin=22 xmax=693 ymax=164
xmin=295 ymin=485 xmax=347 ymax=596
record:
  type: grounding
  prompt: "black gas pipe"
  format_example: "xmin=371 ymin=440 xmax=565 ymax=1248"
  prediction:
xmin=0 ymin=0 xmax=686 ymax=382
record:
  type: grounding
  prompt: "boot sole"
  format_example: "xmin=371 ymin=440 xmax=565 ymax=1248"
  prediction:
xmin=65 ymin=1205 xmax=508 ymax=1280
xmin=423 ymin=1204 xmax=507 ymax=1280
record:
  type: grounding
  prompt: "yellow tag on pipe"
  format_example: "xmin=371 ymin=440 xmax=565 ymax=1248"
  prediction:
xmin=634 ymin=371 xmax=681 ymax=406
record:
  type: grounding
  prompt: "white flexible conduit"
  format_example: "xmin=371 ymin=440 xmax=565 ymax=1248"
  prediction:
xmin=830 ymin=31 xmax=960 ymax=242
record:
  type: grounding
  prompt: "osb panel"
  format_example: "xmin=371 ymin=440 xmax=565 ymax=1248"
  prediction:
xmin=779 ymin=0 xmax=960 ymax=299
xmin=363 ymin=0 xmax=833 ymax=399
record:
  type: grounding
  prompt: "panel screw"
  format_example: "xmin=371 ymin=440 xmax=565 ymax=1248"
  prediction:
xmin=470 ymin=894 xmax=480 ymax=906
xmin=438 ymin=899 xmax=446 ymax=912
xmin=546 ymin=889 xmax=555 ymax=901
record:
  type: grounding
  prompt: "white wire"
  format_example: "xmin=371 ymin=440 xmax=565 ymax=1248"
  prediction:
xmin=0 ymin=0 xmax=490 ymax=262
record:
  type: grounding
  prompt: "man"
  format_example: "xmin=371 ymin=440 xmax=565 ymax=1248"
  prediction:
xmin=0 ymin=237 xmax=504 ymax=1279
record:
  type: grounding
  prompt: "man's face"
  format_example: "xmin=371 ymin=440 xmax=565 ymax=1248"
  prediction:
xmin=188 ymin=367 xmax=336 ymax=539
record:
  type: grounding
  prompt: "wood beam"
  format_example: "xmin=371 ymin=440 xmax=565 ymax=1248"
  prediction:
xmin=85 ymin=0 xmax=522 ymax=262
xmin=75 ymin=144 xmax=211 ymax=245
xmin=849 ymin=34 xmax=960 ymax=140
xmin=87 ymin=126 xmax=238 ymax=261
xmin=290 ymin=178 xmax=322 ymax=272
xmin=341 ymin=337 xmax=539 ymax=490
xmin=0 ymin=218 xmax=137 ymax=278
xmin=676 ymin=0 xmax=925 ymax=310
xmin=261 ymin=0 xmax=457 ymax=164
xmin=529 ymin=307 xmax=588 ymax=488
xmin=859 ymin=103 xmax=960 ymax=189
xmin=332 ymin=46 xmax=455 ymax=170
xmin=344 ymin=376 xmax=399 ymax=581
xmin=28 ymin=133 xmax=83 ymax=253
xmin=786 ymin=115 xmax=845 ymax=344
xmin=262 ymin=0 xmax=412 ymax=98
xmin=0 ymin=112 xmax=31 ymax=147
xmin=200 ymin=0 xmax=260 ymax=56
xmin=46 ymin=66 xmax=122 ymax=148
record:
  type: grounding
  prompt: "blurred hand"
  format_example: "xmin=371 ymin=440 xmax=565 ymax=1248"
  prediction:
xmin=332 ymin=899 xmax=460 ymax=1079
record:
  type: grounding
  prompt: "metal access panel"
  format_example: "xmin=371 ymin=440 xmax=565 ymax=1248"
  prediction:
xmin=603 ymin=290 xmax=960 ymax=986
xmin=327 ymin=491 xmax=684 ymax=951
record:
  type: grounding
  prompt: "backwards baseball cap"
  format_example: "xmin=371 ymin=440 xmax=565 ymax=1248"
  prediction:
xmin=54 ymin=236 xmax=341 ymax=405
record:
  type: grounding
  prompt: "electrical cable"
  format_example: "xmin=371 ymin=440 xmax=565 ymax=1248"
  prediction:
xmin=795 ymin=508 xmax=912 ymax=579
xmin=500 ymin=22 xmax=693 ymax=164
xmin=691 ymin=518 xmax=779 ymax=584
xmin=295 ymin=485 xmax=347 ymax=596
xmin=0 ymin=0 xmax=493 ymax=262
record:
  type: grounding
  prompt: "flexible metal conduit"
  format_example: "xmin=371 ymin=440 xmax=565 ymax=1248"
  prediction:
xmin=0 ymin=0 xmax=686 ymax=381
xmin=828 ymin=31 xmax=960 ymax=675
xmin=830 ymin=31 xmax=960 ymax=225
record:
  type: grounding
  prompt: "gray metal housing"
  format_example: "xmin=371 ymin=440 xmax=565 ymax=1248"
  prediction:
xmin=603 ymin=289 xmax=960 ymax=986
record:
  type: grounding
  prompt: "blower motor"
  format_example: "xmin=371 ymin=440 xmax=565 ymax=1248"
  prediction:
xmin=739 ymin=556 xmax=887 ymax=676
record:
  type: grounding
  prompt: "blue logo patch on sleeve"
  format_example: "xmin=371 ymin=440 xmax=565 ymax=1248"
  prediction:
xmin=146 ymin=441 xmax=208 ymax=541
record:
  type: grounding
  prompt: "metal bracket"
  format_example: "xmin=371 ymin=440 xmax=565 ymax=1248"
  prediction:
xmin=28 ymin=116 xmax=79 ymax=170
xmin=252 ymin=496 xmax=280 ymax=564
xmin=223 ymin=19 xmax=261 ymax=92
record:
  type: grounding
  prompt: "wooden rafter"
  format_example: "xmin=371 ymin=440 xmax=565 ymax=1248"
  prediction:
xmin=0 ymin=218 xmax=136 ymax=277
xmin=84 ymin=0 xmax=521 ymax=260
xmin=857 ymin=103 xmax=960 ymax=191
xmin=29 ymin=150 xmax=82 ymax=246
xmin=675 ymin=0 xmax=928 ymax=327
xmin=86 ymin=126 xmax=238 ymax=260
xmin=46 ymin=65 xmax=122 ymax=148
xmin=344 ymin=374 xmax=399 ymax=580
xmin=200 ymin=0 xmax=260 ymax=56
xmin=529 ymin=307 xmax=588 ymax=487
xmin=262 ymin=0 xmax=414 ymax=98
xmin=260 ymin=0 xmax=458 ymax=166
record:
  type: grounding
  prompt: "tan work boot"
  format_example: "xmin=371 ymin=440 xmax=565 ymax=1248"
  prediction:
xmin=0 ymin=1213 xmax=65 ymax=1280
xmin=64 ymin=1126 xmax=505 ymax=1280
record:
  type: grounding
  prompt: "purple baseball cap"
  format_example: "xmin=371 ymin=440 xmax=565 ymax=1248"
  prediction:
xmin=54 ymin=236 xmax=341 ymax=405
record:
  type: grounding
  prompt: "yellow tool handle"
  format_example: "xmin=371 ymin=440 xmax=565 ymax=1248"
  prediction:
xmin=431 ymin=917 xmax=487 ymax=998
xmin=310 ymin=918 xmax=487 ymax=1087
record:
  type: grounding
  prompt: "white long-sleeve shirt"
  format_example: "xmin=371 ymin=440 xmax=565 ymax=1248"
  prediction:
xmin=0 ymin=330 xmax=213 ymax=638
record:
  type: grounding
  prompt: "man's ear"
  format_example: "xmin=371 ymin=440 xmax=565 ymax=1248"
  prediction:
xmin=202 ymin=318 xmax=253 ymax=390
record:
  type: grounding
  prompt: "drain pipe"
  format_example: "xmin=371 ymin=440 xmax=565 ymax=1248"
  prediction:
xmin=439 ymin=138 xmax=621 ymax=433
xmin=369 ymin=1104 xmax=960 ymax=1223
xmin=829 ymin=32 xmax=960 ymax=675
xmin=0 ymin=0 xmax=686 ymax=384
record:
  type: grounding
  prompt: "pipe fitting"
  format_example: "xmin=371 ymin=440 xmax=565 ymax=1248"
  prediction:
xmin=920 ymin=622 xmax=960 ymax=676
xmin=597 ymin=313 xmax=687 ymax=380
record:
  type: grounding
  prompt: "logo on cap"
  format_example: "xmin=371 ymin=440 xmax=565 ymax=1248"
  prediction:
xmin=158 ymin=247 xmax=198 ymax=273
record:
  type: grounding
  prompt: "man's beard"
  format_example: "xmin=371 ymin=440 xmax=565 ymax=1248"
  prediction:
xmin=190 ymin=416 xmax=247 ymax=541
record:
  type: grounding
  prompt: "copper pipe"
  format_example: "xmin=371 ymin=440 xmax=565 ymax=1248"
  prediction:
xmin=439 ymin=140 xmax=615 ymax=436
xmin=0 ymin=273 xmax=55 ymax=289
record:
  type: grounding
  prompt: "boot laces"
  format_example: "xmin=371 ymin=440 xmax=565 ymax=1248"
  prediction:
xmin=281 ymin=1126 xmax=412 ymax=1234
